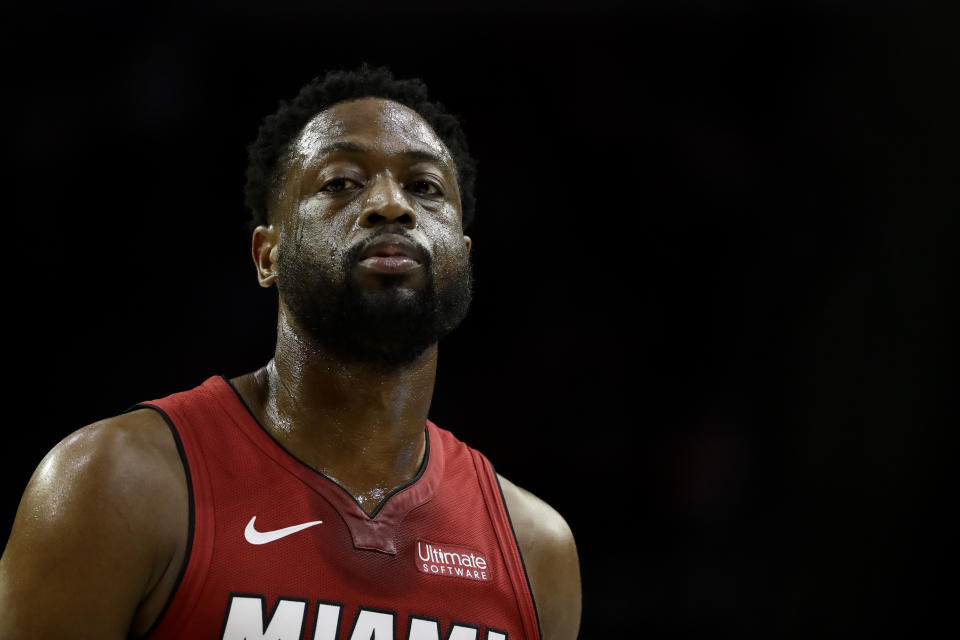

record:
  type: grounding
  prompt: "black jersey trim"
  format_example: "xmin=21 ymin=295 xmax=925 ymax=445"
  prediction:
xmin=491 ymin=467 xmax=543 ymax=640
xmin=219 ymin=375 xmax=430 ymax=520
xmin=125 ymin=403 xmax=196 ymax=640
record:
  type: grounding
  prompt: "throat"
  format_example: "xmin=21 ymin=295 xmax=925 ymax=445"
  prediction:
xmin=310 ymin=437 xmax=428 ymax=517
xmin=260 ymin=415 xmax=429 ymax=517
xmin=229 ymin=361 xmax=433 ymax=516
xmin=354 ymin=486 xmax=398 ymax=517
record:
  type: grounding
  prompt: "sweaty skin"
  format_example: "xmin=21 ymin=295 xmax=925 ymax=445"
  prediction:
xmin=0 ymin=98 xmax=581 ymax=640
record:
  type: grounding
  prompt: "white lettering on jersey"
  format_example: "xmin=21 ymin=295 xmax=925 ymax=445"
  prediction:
xmin=446 ymin=624 xmax=478 ymax=640
xmin=312 ymin=601 xmax=343 ymax=640
xmin=415 ymin=541 xmax=490 ymax=582
xmin=221 ymin=595 xmax=307 ymax=640
xmin=221 ymin=596 xmax=511 ymax=640
xmin=348 ymin=607 xmax=396 ymax=640
xmin=407 ymin=616 xmax=440 ymax=640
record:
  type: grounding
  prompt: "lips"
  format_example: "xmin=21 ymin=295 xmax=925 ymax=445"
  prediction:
xmin=357 ymin=234 xmax=425 ymax=274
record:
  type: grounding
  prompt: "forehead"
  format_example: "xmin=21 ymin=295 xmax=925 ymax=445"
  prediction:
xmin=292 ymin=97 xmax=453 ymax=168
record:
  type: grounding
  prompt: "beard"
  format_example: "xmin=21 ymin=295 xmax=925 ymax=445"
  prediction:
xmin=276 ymin=233 xmax=472 ymax=368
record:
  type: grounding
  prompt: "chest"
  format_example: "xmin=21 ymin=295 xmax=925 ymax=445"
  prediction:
xmin=148 ymin=410 xmax=537 ymax=639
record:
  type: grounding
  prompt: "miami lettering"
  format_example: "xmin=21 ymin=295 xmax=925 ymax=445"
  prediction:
xmin=220 ymin=595 xmax=508 ymax=640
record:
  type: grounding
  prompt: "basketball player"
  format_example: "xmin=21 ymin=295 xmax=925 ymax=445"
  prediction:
xmin=0 ymin=66 xmax=581 ymax=639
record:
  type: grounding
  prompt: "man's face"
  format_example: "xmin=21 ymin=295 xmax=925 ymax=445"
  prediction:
xmin=264 ymin=97 xmax=473 ymax=366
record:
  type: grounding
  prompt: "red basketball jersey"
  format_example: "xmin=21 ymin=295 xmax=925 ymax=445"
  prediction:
xmin=136 ymin=376 xmax=541 ymax=640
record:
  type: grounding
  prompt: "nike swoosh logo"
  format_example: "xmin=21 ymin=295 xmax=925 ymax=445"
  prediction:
xmin=244 ymin=516 xmax=323 ymax=545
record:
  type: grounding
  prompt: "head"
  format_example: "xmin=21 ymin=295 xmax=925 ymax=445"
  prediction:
xmin=245 ymin=66 xmax=476 ymax=368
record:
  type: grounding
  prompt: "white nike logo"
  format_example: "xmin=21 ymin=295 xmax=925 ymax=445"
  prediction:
xmin=243 ymin=516 xmax=323 ymax=545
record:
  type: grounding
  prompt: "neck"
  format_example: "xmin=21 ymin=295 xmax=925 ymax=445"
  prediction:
xmin=238 ymin=307 xmax=438 ymax=515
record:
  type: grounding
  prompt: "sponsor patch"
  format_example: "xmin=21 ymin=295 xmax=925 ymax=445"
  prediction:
xmin=415 ymin=540 xmax=490 ymax=582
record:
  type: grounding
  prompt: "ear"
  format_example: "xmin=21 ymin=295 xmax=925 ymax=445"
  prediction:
xmin=252 ymin=225 xmax=279 ymax=287
xmin=463 ymin=235 xmax=472 ymax=253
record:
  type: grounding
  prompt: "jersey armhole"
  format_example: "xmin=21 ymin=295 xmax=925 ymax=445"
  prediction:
xmin=471 ymin=451 xmax=543 ymax=640
xmin=126 ymin=402 xmax=209 ymax=639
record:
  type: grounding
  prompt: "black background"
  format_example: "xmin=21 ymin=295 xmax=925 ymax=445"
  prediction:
xmin=2 ymin=1 xmax=954 ymax=636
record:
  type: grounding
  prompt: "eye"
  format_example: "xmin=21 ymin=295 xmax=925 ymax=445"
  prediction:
xmin=407 ymin=180 xmax=442 ymax=196
xmin=320 ymin=177 xmax=361 ymax=193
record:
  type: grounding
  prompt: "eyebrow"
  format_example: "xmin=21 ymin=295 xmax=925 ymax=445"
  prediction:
xmin=316 ymin=141 xmax=448 ymax=167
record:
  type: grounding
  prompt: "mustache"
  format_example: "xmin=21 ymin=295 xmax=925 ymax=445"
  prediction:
xmin=346 ymin=231 xmax=432 ymax=268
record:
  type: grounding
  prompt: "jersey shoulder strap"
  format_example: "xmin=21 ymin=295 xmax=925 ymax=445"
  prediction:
xmin=468 ymin=447 xmax=543 ymax=640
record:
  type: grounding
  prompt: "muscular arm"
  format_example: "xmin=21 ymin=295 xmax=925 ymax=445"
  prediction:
xmin=499 ymin=475 xmax=581 ymax=640
xmin=0 ymin=410 xmax=187 ymax=640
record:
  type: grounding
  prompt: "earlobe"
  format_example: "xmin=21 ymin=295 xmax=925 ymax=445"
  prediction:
xmin=463 ymin=235 xmax=472 ymax=253
xmin=252 ymin=225 xmax=279 ymax=288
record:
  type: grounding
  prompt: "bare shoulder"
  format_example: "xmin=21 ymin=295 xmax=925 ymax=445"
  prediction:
xmin=498 ymin=475 xmax=582 ymax=640
xmin=0 ymin=408 xmax=188 ymax=639
xmin=18 ymin=408 xmax=185 ymax=521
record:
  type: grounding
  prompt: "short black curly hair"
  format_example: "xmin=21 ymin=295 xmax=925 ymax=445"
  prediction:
xmin=244 ymin=64 xmax=476 ymax=230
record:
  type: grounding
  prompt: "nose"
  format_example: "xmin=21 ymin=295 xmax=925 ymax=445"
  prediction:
xmin=357 ymin=173 xmax=417 ymax=229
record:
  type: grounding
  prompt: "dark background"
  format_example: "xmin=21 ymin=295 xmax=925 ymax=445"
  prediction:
xmin=2 ymin=1 xmax=954 ymax=636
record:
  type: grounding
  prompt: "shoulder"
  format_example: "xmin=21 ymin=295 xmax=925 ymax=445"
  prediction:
xmin=498 ymin=475 xmax=582 ymax=640
xmin=15 ymin=408 xmax=184 ymax=525
xmin=29 ymin=408 xmax=184 ymax=512
xmin=0 ymin=409 xmax=187 ymax=638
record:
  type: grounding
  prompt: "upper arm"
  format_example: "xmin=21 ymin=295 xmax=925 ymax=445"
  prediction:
xmin=498 ymin=475 xmax=581 ymax=640
xmin=0 ymin=410 xmax=186 ymax=640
